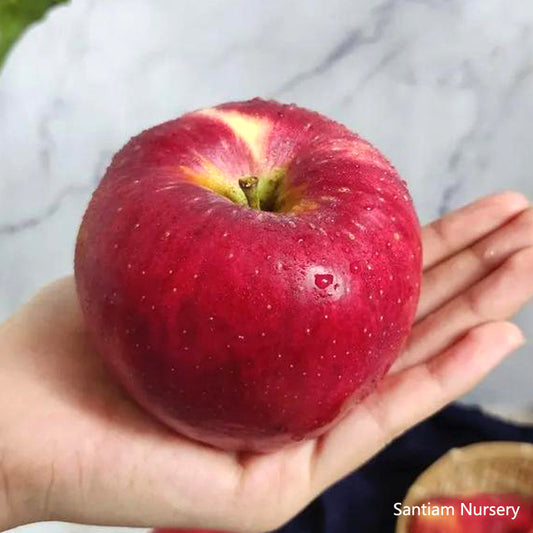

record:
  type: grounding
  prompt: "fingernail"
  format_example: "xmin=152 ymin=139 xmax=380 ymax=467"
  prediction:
xmin=510 ymin=330 xmax=526 ymax=349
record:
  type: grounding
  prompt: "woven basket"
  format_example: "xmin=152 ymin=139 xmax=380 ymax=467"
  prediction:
xmin=395 ymin=441 xmax=533 ymax=533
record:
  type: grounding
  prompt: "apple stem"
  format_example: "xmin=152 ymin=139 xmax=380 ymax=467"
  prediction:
xmin=238 ymin=176 xmax=260 ymax=209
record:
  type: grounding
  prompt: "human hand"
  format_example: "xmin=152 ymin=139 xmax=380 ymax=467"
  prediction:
xmin=1 ymin=191 xmax=532 ymax=532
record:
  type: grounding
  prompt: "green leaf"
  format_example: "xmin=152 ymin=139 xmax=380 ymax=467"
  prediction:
xmin=0 ymin=0 xmax=68 ymax=69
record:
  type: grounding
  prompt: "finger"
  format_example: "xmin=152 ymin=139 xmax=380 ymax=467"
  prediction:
xmin=394 ymin=246 xmax=533 ymax=373
xmin=422 ymin=191 xmax=529 ymax=270
xmin=311 ymin=321 xmax=524 ymax=493
xmin=417 ymin=207 xmax=533 ymax=321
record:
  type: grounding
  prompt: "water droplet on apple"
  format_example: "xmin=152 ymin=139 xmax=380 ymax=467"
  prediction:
xmin=350 ymin=262 xmax=359 ymax=273
xmin=314 ymin=273 xmax=334 ymax=289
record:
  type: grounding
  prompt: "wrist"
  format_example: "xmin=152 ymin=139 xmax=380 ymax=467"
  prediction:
xmin=0 ymin=435 xmax=56 ymax=531
xmin=0 ymin=332 xmax=51 ymax=529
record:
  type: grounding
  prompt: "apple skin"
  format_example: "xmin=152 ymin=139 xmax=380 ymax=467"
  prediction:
xmin=75 ymin=98 xmax=421 ymax=451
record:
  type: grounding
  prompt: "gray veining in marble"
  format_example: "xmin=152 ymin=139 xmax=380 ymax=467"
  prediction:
xmin=1 ymin=1 xmax=533 ymax=530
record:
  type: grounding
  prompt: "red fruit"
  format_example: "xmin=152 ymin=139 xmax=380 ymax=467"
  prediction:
xmin=409 ymin=494 xmax=533 ymax=532
xmin=75 ymin=98 xmax=421 ymax=451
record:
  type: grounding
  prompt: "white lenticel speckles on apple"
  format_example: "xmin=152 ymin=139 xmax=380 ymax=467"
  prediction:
xmin=74 ymin=98 xmax=422 ymax=452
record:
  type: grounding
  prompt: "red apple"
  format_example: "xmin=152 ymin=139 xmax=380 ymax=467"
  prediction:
xmin=409 ymin=494 xmax=533 ymax=532
xmin=75 ymin=98 xmax=421 ymax=451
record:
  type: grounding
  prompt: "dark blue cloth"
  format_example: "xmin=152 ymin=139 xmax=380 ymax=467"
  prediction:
xmin=276 ymin=404 xmax=533 ymax=533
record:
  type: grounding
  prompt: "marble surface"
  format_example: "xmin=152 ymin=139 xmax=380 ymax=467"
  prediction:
xmin=1 ymin=0 xmax=533 ymax=530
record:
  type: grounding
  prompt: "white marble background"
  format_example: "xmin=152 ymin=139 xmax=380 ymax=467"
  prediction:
xmin=1 ymin=0 xmax=533 ymax=531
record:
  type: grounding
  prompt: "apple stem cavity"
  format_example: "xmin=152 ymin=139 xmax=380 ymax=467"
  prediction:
xmin=239 ymin=176 xmax=261 ymax=209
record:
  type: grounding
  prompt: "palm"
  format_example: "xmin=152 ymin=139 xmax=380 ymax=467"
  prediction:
xmin=2 ymin=192 xmax=532 ymax=531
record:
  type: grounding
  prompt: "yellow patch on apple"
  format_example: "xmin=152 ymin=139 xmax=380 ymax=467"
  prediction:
xmin=199 ymin=108 xmax=269 ymax=163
